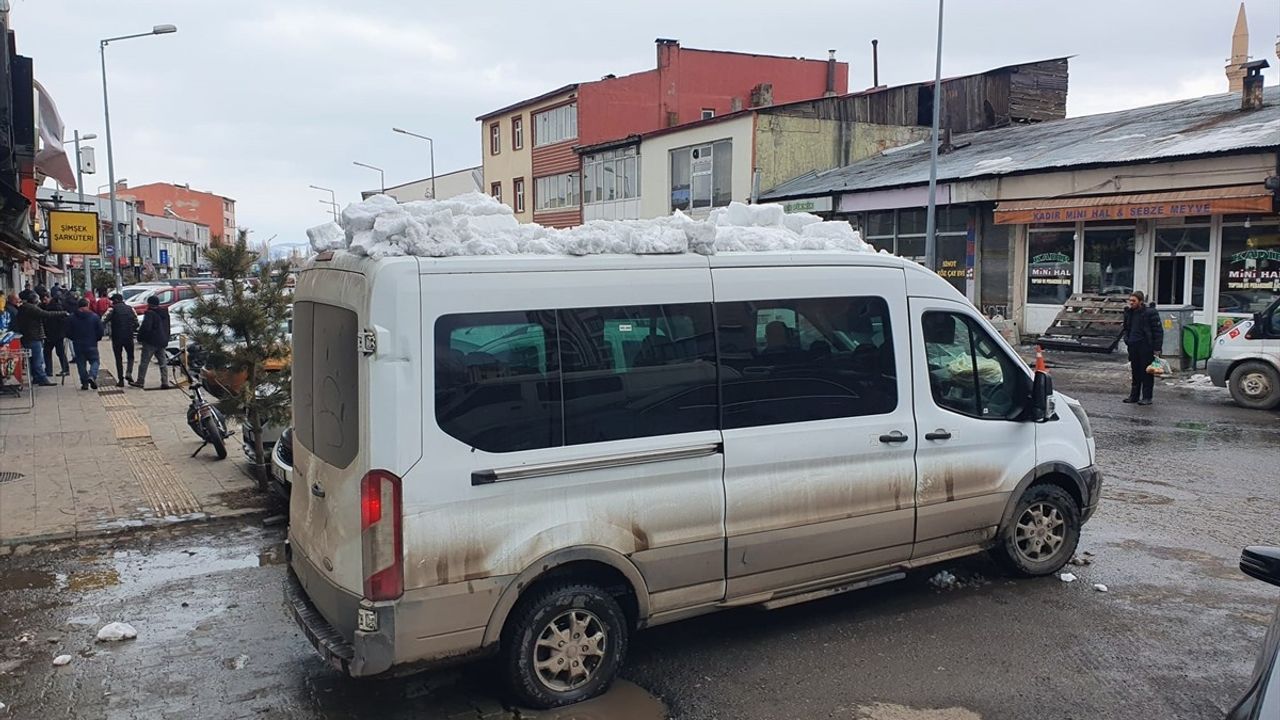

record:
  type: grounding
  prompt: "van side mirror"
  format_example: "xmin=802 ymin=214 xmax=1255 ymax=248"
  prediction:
xmin=1240 ymin=546 xmax=1280 ymax=587
xmin=1030 ymin=371 xmax=1054 ymax=422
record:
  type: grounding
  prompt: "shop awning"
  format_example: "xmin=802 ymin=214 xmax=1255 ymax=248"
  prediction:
xmin=38 ymin=264 xmax=64 ymax=275
xmin=993 ymin=187 xmax=1275 ymax=225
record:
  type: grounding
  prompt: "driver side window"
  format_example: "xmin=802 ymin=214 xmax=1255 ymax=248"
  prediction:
xmin=922 ymin=311 xmax=1023 ymax=419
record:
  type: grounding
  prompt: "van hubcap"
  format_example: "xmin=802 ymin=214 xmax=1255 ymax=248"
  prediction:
xmin=1015 ymin=503 xmax=1066 ymax=561
xmin=1240 ymin=372 xmax=1270 ymax=398
xmin=533 ymin=609 xmax=606 ymax=692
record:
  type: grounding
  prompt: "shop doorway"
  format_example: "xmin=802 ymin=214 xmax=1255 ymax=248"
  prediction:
xmin=1154 ymin=253 xmax=1208 ymax=323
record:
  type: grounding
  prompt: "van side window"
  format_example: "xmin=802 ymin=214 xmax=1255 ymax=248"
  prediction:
xmin=435 ymin=311 xmax=562 ymax=452
xmin=293 ymin=301 xmax=360 ymax=468
xmin=716 ymin=296 xmax=897 ymax=428
xmin=559 ymin=304 xmax=718 ymax=444
xmin=922 ymin=311 xmax=1023 ymax=420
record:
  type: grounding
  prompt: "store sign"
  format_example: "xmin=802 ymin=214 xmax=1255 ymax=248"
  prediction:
xmin=47 ymin=210 xmax=100 ymax=255
xmin=159 ymin=249 xmax=169 ymax=266
xmin=994 ymin=193 xmax=1273 ymax=225
xmin=782 ymin=197 xmax=833 ymax=214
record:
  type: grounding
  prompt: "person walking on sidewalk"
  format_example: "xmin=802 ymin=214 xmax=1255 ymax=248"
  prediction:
xmin=91 ymin=287 xmax=112 ymax=317
xmin=66 ymin=298 xmax=104 ymax=390
xmin=104 ymin=293 xmax=139 ymax=387
xmin=13 ymin=290 xmax=68 ymax=387
xmin=133 ymin=295 xmax=171 ymax=390
xmin=38 ymin=291 xmax=71 ymax=378
xmin=1122 ymin=290 xmax=1163 ymax=406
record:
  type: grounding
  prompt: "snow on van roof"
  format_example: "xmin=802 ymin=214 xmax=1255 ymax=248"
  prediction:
xmin=306 ymin=192 xmax=874 ymax=259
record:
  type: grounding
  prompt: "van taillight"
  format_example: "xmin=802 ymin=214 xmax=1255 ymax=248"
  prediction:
xmin=360 ymin=470 xmax=403 ymax=602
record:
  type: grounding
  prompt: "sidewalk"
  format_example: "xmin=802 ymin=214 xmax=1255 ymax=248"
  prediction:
xmin=0 ymin=338 xmax=269 ymax=546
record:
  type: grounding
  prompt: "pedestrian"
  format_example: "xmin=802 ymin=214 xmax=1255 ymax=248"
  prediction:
xmin=132 ymin=295 xmax=171 ymax=390
xmin=1121 ymin=290 xmax=1164 ymax=406
xmin=38 ymin=291 xmax=71 ymax=378
xmin=91 ymin=287 xmax=113 ymax=316
xmin=105 ymin=293 xmax=139 ymax=387
xmin=12 ymin=289 xmax=68 ymax=386
xmin=66 ymin=298 xmax=104 ymax=390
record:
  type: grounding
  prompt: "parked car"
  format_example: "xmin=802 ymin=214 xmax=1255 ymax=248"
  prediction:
xmin=1208 ymin=297 xmax=1280 ymax=409
xmin=1226 ymin=546 xmax=1280 ymax=719
xmin=284 ymin=248 xmax=1098 ymax=708
xmin=130 ymin=283 xmax=217 ymax=315
xmin=271 ymin=426 xmax=293 ymax=501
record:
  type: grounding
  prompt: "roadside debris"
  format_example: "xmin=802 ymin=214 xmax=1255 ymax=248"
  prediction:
xmin=1069 ymin=551 xmax=1095 ymax=566
xmin=15 ymin=634 xmax=30 ymax=645
xmin=52 ymin=655 xmax=72 ymax=667
xmin=929 ymin=570 xmax=958 ymax=590
xmin=261 ymin=515 xmax=286 ymax=527
xmin=95 ymin=622 xmax=138 ymax=642
xmin=225 ymin=654 xmax=249 ymax=670
xmin=1093 ymin=583 xmax=1109 ymax=592
xmin=1059 ymin=573 xmax=1077 ymax=583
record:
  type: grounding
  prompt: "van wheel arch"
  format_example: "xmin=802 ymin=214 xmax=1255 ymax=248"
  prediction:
xmin=997 ymin=464 xmax=1086 ymax=535
xmin=483 ymin=547 xmax=650 ymax=650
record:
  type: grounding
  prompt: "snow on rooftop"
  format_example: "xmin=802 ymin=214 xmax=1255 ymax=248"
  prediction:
xmin=307 ymin=193 xmax=872 ymax=259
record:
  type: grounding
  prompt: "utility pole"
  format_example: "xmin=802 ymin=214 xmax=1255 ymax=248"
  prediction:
xmin=924 ymin=0 xmax=945 ymax=271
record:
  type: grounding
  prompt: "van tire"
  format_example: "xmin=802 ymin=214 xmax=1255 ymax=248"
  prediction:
xmin=502 ymin=581 xmax=628 ymax=709
xmin=991 ymin=484 xmax=1080 ymax=577
xmin=1228 ymin=361 xmax=1280 ymax=410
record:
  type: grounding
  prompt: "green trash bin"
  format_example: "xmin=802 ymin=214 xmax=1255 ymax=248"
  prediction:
xmin=1182 ymin=323 xmax=1212 ymax=369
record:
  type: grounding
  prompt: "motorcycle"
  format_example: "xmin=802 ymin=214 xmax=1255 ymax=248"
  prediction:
xmin=167 ymin=343 xmax=233 ymax=459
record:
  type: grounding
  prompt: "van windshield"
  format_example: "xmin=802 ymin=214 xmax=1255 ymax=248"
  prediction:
xmin=293 ymin=301 xmax=360 ymax=468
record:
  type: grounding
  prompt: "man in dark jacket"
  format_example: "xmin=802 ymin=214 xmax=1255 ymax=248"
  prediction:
xmin=105 ymin=293 xmax=139 ymax=387
xmin=38 ymin=291 xmax=71 ymax=378
xmin=13 ymin=290 xmax=67 ymax=386
xmin=133 ymin=295 xmax=172 ymax=389
xmin=1121 ymin=290 xmax=1164 ymax=406
xmin=66 ymin=299 xmax=104 ymax=390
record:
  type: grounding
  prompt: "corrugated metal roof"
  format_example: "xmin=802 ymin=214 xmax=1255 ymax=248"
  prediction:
xmin=763 ymin=86 xmax=1280 ymax=200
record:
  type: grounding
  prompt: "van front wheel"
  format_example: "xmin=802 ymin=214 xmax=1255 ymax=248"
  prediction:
xmin=502 ymin=581 xmax=628 ymax=709
xmin=991 ymin=484 xmax=1080 ymax=577
xmin=1228 ymin=361 xmax=1280 ymax=410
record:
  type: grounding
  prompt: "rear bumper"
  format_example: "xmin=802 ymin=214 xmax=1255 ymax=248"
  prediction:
xmin=284 ymin=546 xmax=396 ymax=677
xmin=1207 ymin=358 xmax=1232 ymax=387
xmin=1081 ymin=465 xmax=1103 ymax=523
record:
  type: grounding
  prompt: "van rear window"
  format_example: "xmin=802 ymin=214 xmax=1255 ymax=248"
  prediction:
xmin=293 ymin=301 xmax=360 ymax=468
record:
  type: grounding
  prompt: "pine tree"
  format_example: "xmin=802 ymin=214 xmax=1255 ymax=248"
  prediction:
xmin=185 ymin=230 xmax=292 ymax=486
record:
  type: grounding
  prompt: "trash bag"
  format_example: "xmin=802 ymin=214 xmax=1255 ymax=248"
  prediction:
xmin=1146 ymin=358 xmax=1173 ymax=376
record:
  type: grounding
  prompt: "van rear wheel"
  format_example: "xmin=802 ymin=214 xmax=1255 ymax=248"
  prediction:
xmin=502 ymin=581 xmax=628 ymax=709
xmin=991 ymin=484 xmax=1080 ymax=577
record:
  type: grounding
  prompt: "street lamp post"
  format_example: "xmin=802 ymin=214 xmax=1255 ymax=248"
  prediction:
xmin=392 ymin=127 xmax=436 ymax=199
xmin=309 ymin=185 xmax=338 ymax=221
xmin=352 ymin=161 xmax=385 ymax=195
xmin=101 ymin=23 xmax=177 ymax=288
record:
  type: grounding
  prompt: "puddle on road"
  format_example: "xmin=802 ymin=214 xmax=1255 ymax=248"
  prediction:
xmin=519 ymin=680 xmax=667 ymax=720
xmin=853 ymin=703 xmax=982 ymax=720
xmin=0 ymin=569 xmax=58 ymax=591
xmin=65 ymin=569 xmax=121 ymax=591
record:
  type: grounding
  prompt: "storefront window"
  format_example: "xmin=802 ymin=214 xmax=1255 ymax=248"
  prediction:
xmin=1155 ymin=226 xmax=1210 ymax=254
xmin=1027 ymin=230 xmax=1074 ymax=304
xmin=1219 ymin=220 xmax=1280 ymax=315
xmin=1081 ymin=227 xmax=1135 ymax=296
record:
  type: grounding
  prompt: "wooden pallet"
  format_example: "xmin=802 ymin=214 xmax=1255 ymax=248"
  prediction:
xmin=1037 ymin=294 xmax=1128 ymax=353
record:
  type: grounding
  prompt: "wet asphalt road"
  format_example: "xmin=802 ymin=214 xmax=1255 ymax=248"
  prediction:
xmin=1 ymin=366 xmax=1277 ymax=720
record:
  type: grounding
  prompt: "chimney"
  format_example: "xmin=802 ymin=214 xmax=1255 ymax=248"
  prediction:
xmin=871 ymin=39 xmax=880 ymax=88
xmin=655 ymin=37 xmax=679 ymax=68
xmin=825 ymin=50 xmax=837 ymax=97
xmin=1226 ymin=2 xmax=1249 ymax=92
xmin=1242 ymin=59 xmax=1269 ymax=110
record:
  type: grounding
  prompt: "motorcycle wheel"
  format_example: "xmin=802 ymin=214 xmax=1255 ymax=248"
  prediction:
xmin=202 ymin=415 xmax=228 ymax=460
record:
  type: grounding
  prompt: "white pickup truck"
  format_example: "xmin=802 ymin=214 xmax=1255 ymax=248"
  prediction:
xmin=1208 ymin=298 xmax=1280 ymax=410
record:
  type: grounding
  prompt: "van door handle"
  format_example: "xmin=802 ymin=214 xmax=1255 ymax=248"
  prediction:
xmin=310 ymin=482 xmax=326 ymax=499
xmin=878 ymin=431 xmax=910 ymax=444
xmin=925 ymin=429 xmax=952 ymax=441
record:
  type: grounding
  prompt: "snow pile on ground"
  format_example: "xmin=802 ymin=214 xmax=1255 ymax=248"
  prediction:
xmin=1164 ymin=373 xmax=1224 ymax=392
xmin=52 ymin=654 xmax=72 ymax=667
xmin=307 ymin=193 xmax=872 ymax=258
xmin=95 ymin=622 xmax=137 ymax=642
xmin=1059 ymin=572 xmax=1077 ymax=583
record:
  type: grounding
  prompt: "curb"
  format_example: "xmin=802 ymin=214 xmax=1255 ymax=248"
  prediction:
xmin=0 ymin=504 xmax=276 ymax=550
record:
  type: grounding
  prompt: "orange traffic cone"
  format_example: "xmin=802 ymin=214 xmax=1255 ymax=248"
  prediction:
xmin=1034 ymin=345 xmax=1047 ymax=373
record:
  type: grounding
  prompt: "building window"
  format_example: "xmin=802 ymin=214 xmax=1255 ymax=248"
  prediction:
xmin=533 ymin=103 xmax=578 ymax=147
xmin=862 ymin=207 xmax=970 ymax=293
xmin=512 ymin=116 xmax=524 ymax=150
xmin=701 ymin=108 xmax=715 ymax=120
xmin=489 ymin=123 xmax=501 ymax=155
xmin=490 ymin=182 xmax=502 ymax=202
xmin=583 ymin=146 xmax=639 ymax=205
xmin=1081 ymin=225 xmax=1135 ymax=296
xmin=1027 ymin=227 xmax=1075 ymax=305
xmin=534 ymin=172 xmax=580 ymax=212
xmin=1219 ymin=217 xmax=1280 ymax=316
xmin=670 ymin=139 xmax=732 ymax=212
xmin=513 ymin=177 xmax=525 ymax=213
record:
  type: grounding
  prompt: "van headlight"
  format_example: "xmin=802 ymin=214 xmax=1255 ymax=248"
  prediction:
xmin=1065 ymin=399 xmax=1092 ymax=439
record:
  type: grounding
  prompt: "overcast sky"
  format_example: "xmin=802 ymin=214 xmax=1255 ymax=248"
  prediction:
xmin=19 ymin=0 xmax=1280 ymax=250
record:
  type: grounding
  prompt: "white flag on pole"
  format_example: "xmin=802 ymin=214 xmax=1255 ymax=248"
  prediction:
xmin=34 ymin=78 xmax=76 ymax=190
